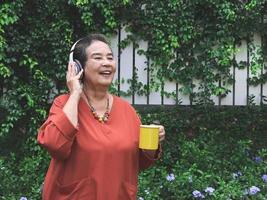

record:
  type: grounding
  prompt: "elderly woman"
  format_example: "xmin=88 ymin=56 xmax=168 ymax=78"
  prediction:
xmin=37 ymin=34 xmax=165 ymax=200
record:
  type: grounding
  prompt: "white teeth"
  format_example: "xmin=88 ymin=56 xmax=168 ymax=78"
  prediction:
xmin=100 ymin=71 xmax=111 ymax=75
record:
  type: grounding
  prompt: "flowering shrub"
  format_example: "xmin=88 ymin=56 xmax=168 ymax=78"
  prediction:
xmin=137 ymin=106 xmax=267 ymax=200
xmin=138 ymin=131 xmax=267 ymax=199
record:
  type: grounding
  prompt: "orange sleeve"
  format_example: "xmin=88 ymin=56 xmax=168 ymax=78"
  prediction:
xmin=37 ymin=95 xmax=78 ymax=160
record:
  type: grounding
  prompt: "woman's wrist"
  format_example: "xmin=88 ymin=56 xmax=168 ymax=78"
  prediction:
xmin=70 ymin=89 xmax=82 ymax=98
xmin=142 ymin=143 xmax=162 ymax=160
xmin=142 ymin=149 xmax=157 ymax=158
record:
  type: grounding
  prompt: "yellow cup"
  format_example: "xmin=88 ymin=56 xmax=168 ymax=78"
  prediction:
xmin=139 ymin=125 xmax=160 ymax=150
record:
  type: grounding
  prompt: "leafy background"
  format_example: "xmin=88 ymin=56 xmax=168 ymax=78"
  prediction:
xmin=0 ymin=0 xmax=267 ymax=199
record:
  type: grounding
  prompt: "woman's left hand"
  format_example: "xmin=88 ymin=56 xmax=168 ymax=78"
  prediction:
xmin=158 ymin=125 xmax=166 ymax=142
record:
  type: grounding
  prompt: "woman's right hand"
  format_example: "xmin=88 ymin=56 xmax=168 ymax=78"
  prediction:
xmin=66 ymin=62 xmax=83 ymax=96
xmin=63 ymin=63 xmax=84 ymax=126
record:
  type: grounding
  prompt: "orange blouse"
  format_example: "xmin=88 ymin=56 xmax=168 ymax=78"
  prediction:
xmin=37 ymin=94 xmax=160 ymax=200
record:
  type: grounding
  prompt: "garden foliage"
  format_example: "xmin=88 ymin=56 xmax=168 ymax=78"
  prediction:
xmin=137 ymin=105 xmax=267 ymax=199
xmin=0 ymin=0 xmax=267 ymax=199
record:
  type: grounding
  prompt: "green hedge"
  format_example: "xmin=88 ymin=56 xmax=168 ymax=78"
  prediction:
xmin=0 ymin=106 xmax=267 ymax=199
xmin=137 ymin=105 xmax=267 ymax=199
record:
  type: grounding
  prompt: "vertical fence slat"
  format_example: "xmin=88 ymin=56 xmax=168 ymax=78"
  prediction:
xmin=117 ymin=27 xmax=121 ymax=96
xmin=233 ymin=43 xmax=236 ymax=106
xmin=175 ymin=51 xmax=179 ymax=105
xmin=132 ymin=44 xmax=135 ymax=105
xmin=147 ymin=57 xmax=150 ymax=105
xmin=161 ymin=86 xmax=164 ymax=105
xmin=246 ymin=36 xmax=250 ymax=105
xmin=161 ymin=73 xmax=164 ymax=105
xmin=260 ymin=15 xmax=264 ymax=106
xmin=190 ymin=82 xmax=193 ymax=106
xmin=218 ymin=79 xmax=221 ymax=106
xmin=176 ymin=83 xmax=179 ymax=105
xmin=0 ymin=79 xmax=3 ymax=97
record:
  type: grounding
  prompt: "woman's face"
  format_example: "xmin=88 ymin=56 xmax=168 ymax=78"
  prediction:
xmin=84 ymin=40 xmax=116 ymax=88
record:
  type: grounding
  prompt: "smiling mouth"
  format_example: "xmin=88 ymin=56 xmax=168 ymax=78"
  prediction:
xmin=99 ymin=71 xmax=112 ymax=77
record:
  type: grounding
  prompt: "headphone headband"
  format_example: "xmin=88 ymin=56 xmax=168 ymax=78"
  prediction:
xmin=69 ymin=39 xmax=82 ymax=63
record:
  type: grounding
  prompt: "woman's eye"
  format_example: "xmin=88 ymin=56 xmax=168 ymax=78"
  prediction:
xmin=108 ymin=57 xmax=113 ymax=60
xmin=94 ymin=57 xmax=102 ymax=60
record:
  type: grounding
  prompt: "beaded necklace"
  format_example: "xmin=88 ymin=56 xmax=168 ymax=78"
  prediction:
xmin=84 ymin=92 xmax=110 ymax=123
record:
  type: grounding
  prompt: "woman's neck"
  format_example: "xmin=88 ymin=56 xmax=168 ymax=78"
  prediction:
xmin=83 ymin=84 xmax=109 ymax=103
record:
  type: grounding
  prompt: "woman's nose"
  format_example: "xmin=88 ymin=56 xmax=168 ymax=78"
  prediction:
xmin=102 ymin=58 xmax=112 ymax=67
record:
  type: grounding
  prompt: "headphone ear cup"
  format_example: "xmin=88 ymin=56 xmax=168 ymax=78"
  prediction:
xmin=73 ymin=59 xmax=84 ymax=80
xmin=73 ymin=59 xmax=83 ymax=72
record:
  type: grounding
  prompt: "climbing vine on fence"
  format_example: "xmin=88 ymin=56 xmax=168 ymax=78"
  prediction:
xmin=0 ymin=0 xmax=267 ymax=134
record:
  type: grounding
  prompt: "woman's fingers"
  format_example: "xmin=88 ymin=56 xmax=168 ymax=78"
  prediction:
xmin=66 ymin=62 xmax=83 ymax=94
xmin=158 ymin=125 xmax=165 ymax=142
xmin=159 ymin=132 xmax=165 ymax=141
xmin=67 ymin=62 xmax=83 ymax=80
xmin=70 ymin=62 xmax=76 ymax=77
xmin=150 ymin=124 xmax=165 ymax=142
xmin=68 ymin=62 xmax=71 ymax=72
xmin=77 ymin=69 xmax=83 ymax=79
xmin=66 ymin=63 xmax=71 ymax=79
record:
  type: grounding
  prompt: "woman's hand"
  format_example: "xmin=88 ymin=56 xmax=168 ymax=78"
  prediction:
xmin=66 ymin=62 xmax=83 ymax=95
xmin=63 ymin=63 xmax=84 ymax=126
xmin=158 ymin=125 xmax=166 ymax=142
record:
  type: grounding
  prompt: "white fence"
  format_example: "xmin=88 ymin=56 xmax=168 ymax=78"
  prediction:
xmin=110 ymin=28 xmax=267 ymax=106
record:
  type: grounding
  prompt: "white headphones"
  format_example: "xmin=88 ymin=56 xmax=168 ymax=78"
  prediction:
xmin=69 ymin=39 xmax=83 ymax=75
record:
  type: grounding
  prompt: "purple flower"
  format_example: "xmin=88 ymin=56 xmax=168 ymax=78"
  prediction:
xmin=254 ymin=156 xmax=263 ymax=163
xmin=205 ymin=187 xmax=215 ymax=195
xmin=232 ymin=171 xmax=242 ymax=179
xmin=262 ymin=174 xmax=267 ymax=182
xmin=166 ymin=173 xmax=175 ymax=181
xmin=20 ymin=197 xmax=27 ymax=200
xmin=192 ymin=190 xmax=205 ymax=198
xmin=249 ymin=186 xmax=260 ymax=195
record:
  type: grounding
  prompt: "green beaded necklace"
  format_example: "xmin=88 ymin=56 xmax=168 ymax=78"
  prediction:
xmin=84 ymin=92 xmax=110 ymax=123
